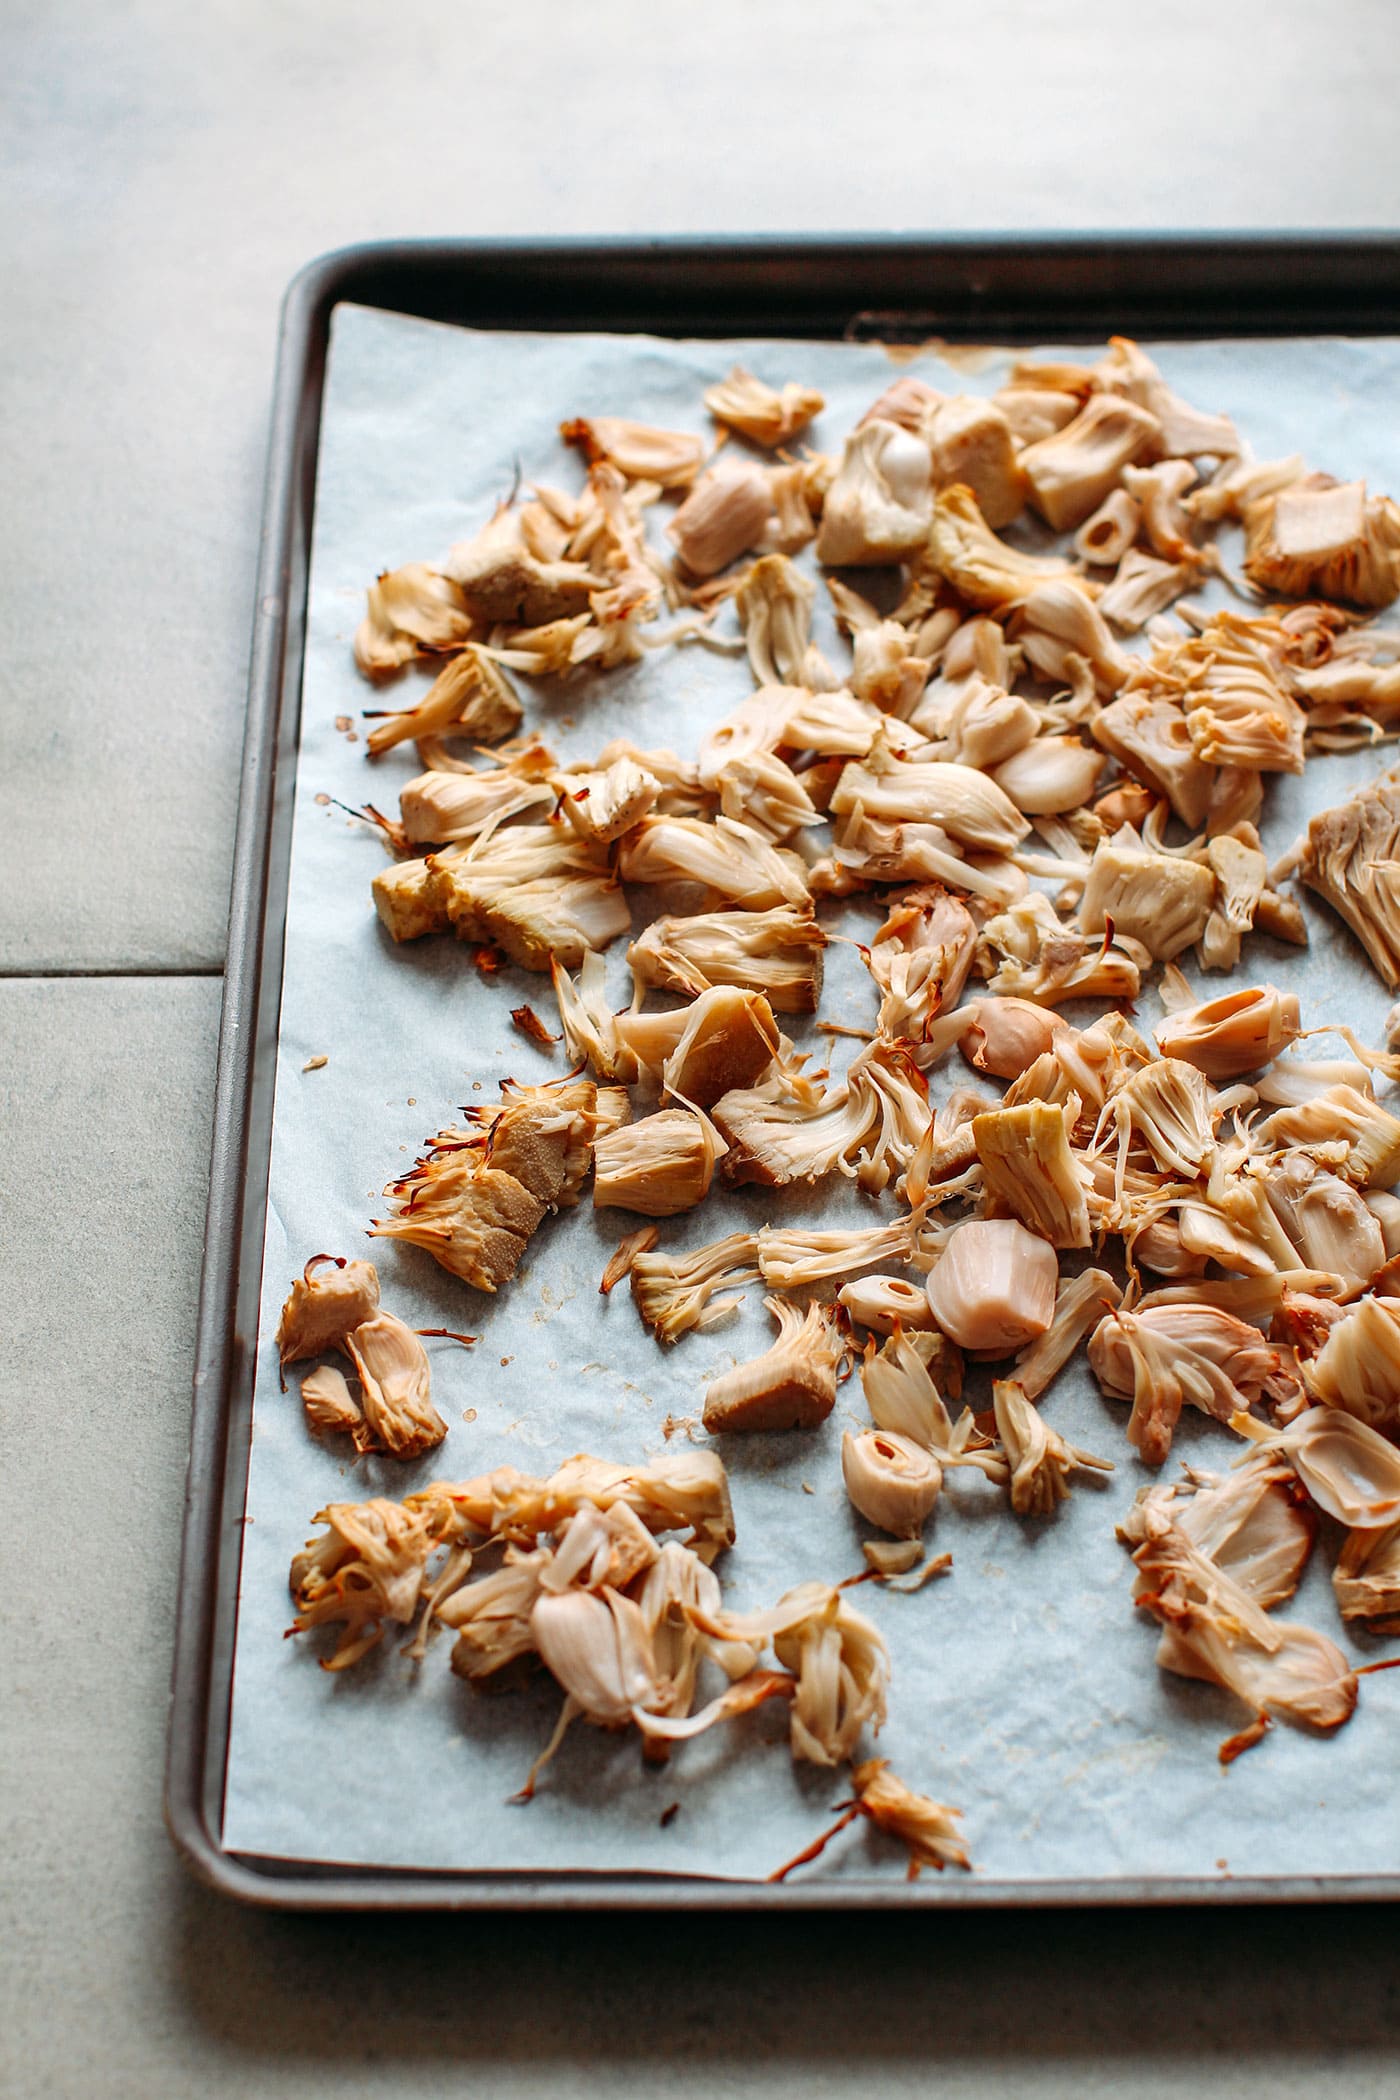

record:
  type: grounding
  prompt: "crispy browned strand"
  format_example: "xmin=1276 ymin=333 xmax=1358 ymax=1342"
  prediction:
xmin=599 ymin=1224 xmax=661 ymax=1294
xmin=511 ymin=1004 xmax=560 ymax=1049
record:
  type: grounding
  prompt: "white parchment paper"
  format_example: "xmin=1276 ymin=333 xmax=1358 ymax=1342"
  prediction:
xmin=222 ymin=306 xmax=1400 ymax=1884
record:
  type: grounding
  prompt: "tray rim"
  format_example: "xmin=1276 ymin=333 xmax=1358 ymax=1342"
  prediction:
xmin=167 ymin=230 xmax=1400 ymax=1912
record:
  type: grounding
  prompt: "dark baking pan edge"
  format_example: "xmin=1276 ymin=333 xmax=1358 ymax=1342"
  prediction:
xmin=167 ymin=233 xmax=1400 ymax=1911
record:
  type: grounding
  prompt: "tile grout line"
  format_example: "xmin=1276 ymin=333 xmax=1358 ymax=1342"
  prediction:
xmin=0 ymin=966 xmax=226 ymax=982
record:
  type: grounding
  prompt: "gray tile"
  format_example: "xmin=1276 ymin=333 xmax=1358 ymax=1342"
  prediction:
xmin=0 ymin=976 xmax=219 ymax=2076
xmin=6 ymin=2 xmax=1400 ymax=2088
xmin=3 ymin=973 xmax=1400 ymax=2094
xmin=3 ymin=0 xmax=1399 ymax=968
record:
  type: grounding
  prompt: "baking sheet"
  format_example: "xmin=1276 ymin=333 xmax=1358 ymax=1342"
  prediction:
xmin=222 ymin=306 xmax=1400 ymax=1883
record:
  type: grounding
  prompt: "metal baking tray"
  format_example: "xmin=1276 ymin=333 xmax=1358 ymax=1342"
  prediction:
xmin=167 ymin=233 xmax=1400 ymax=1909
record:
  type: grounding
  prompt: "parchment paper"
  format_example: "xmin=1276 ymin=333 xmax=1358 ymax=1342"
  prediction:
xmin=222 ymin=306 xmax=1400 ymax=1884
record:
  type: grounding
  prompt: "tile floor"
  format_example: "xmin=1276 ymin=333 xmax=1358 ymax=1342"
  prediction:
xmin=4 ymin=2 xmax=1400 ymax=2092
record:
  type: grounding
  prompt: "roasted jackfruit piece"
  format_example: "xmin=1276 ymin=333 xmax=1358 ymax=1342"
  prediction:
xmin=343 ymin=1312 xmax=449 ymax=1461
xmin=1092 ymin=337 xmax=1241 ymax=461
xmin=866 ymin=883 xmax=978 ymax=1056
xmin=630 ymin=1230 xmax=763 ymax=1344
xmin=616 ymin=986 xmax=780 ymax=1108
xmin=1092 ymin=692 xmax=1216 ymax=830
xmin=978 ymin=889 xmax=1147 ymax=1004
xmin=1187 ymin=452 xmax=1305 ymax=525
xmin=1019 ymin=392 xmax=1162 ymax=531
xmin=1078 ymin=831 xmax=1217 ymax=963
xmin=704 ymin=367 xmax=824 ymax=448
xmin=927 ymin=394 xmax=1025 ymax=529
xmin=371 ymin=856 xmax=451 ymax=944
xmin=627 ymin=905 xmax=826 ymax=1013
xmin=1333 ymin=1520 xmax=1400 ymax=1633
xmin=1299 ymin=766 xmax=1400 ymax=987
xmin=1258 ymin=1082 xmax=1400 ymax=1190
xmin=924 ymin=1218 xmax=1057 ymax=1354
xmin=703 ymin=1299 xmax=847 ymax=1433
xmin=560 ymin=415 xmax=704 ymax=487
xmin=1154 ymin=986 xmax=1301 ymax=1080
xmin=711 ymin=750 xmax=823 ymax=843
xmin=426 ymin=822 xmax=609 ymax=937
xmin=1074 ymin=488 xmax=1141 ymax=567
xmin=366 ymin=645 xmax=524 ymax=756
xmin=993 ymin=1378 xmax=1113 ymax=1517
xmin=987 ymin=734 xmax=1105 ymax=816
xmin=473 ymin=1076 xmax=617 ymax=1208
xmin=842 ymin=1429 xmax=942 ymax=1537
xmin=555 ymin=755 xmax=661 ymax=844
xmin=1011 ymin=578 xmax=1131 ymax=697
xmin=396 ymin=748 xmax=555 ymax=847
xmin=354 ymin=564 xmax=473 ymax=678
xmin=849 ymin=620 xmax=933 ymax=719
xmin=1244 ymin=477 xmax=1400 ymax=609
xmin=1125 ymin=1509 xmax=1357 ymax=1750
xmin=925 ymin=484 xmax=1079 ymax=609
xmin=276 ymin=1256 xmax=382 ymax=1366
xmin=713 ymin=1038 xmax=930 ymax=1194
xmin=829 ymin=731 xmax=1030 ymax=855
xmin=1089 ymin=1305 xmax=1294 ymax=1465
xmin=1263 ymin=1158 xmax=1385 ymax=1288
xmin=912 ymin=669 xmax=1038 ymax=769
xmin=1305 ymin=1295 xmax=1400 ymax=1435
xmin=372 ymin=1161 xmax=547 ymax=1292
xmin=592 ymin=1109 xmax=722 ymax=1217
xmin=1120 ymin=459 xmax=1202 ymax=562
xmin=1098 ymin=549 xmax=1199 ymax=632
xmin=372 ymin=1081 xmax=607 ymax=1288
xmin=972 ymin=1100 xmax=1091 ymax=1250
xmin=668 ymin=465 xmax=774 ymax=577
xmin=697 ymin=684 xmax=916 ymax=783
xmin=474 ymin=874 xmax=632 ymax=972
xmin=617 ymin=813 xmax=811 ymax=909
xmin=992 ymin=385 xmax=1081 ymax=447
xmin=857 ymin=374 xmax=945 ymax=433
xmin=300 ymin=1364 xmax=371 ymax=1448
xmin=441 ymin=507 xmax=596 ymax=628
xmin=736 ymin=554 xmax=816 ymax=688
xmin=816 ymin=419 xmax=934 ymax=565
xmin=1192 ymin=826 xmax=1270 ymax=973
xmin=1117 ymin=1457 xmax=1314 ymax=1610
xmin=289 ymin=1497 xmax=440 ymax=1669
xmin=839 ymin=1273 xmax=939 ymax=1339
xmin=550 ymin=952 xmax=639 ymax=1083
